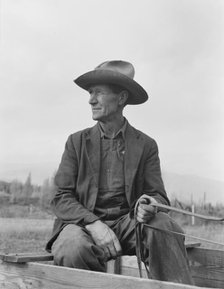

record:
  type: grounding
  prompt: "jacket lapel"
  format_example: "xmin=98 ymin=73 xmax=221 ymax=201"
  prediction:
xmin=124 ymin=123 xmax=144 ymax=202
xmin=84 ymin=122 xmax=144 ymax=204
xmin=85 ymin=124 xmax=101 ymax=187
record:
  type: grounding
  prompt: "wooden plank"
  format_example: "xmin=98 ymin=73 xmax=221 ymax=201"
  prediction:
xmin=107 ymin=257 xmax=121 ymax=274
xmin=185 ymin=242 xmax=201 ymax=249
xmin=187 ymin=247 xmax=224 ymax=266
xmin=107 ymin=256 xmax=149 ymax=278
xmin=190 ymin=266 xmax=224 ymax=288
xmin=0 ymin=261 xmax=211 ymax=289
xmin=187 ymin=247 xmax=224 ymax=288
xmin=0 ymin=252 xmax=53 ymax=263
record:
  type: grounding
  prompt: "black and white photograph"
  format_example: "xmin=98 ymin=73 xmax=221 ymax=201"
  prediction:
xmin=0 ymin=0 xmax=224 ymax=288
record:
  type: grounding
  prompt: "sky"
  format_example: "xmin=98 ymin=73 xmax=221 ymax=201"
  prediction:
xmin=0 ymin=0 xmax=224 ymax=185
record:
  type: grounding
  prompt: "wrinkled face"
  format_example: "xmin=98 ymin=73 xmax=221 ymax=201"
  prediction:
xmin=88 ymin=84 xmax=121 ymax=122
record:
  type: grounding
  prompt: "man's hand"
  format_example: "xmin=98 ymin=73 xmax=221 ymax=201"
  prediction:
xmin=85 ymin=220 xmax=122 ymax=261
xmin=136 ymin=194 xmax=158 ymax=223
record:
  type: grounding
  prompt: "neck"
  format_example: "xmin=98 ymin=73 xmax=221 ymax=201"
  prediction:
xmin=99 ymin=116 xmax=125 ymax=138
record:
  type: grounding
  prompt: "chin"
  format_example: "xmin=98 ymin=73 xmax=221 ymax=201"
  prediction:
xmin=92 ymin=114 xmax=101 ymax=121
xmin=92 ymin=112 xmax=103 ymax=121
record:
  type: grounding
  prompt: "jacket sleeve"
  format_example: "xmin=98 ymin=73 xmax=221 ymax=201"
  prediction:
xmin=143 ymin=139 xmax=170 ymax=206
xmin=51 ymin=134 xmax=99 ymax=226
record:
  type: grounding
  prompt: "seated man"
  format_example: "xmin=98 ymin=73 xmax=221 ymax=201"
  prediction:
xmin=46 ymin=60 xmax=193 ymax=284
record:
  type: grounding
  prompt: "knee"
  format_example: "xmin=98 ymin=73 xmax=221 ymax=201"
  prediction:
xmin=52 ymin=225 xmax=90 ymax=267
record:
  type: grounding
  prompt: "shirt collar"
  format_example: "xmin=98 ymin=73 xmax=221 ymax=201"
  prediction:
xmin=98 ymin=118 xmax=127 ymax=139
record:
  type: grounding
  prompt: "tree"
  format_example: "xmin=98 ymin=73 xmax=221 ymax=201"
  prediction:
xmin=40 ymin=176 xmax=55 ymax=208
xmin=22 ymin=172 xmax=33 ymax=204
xmin=9 ymin=179 xmax=23 ymax=203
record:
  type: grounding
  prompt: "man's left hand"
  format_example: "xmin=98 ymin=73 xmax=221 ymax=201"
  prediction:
xmin=136 ymin=195 xmax=158 ymax=223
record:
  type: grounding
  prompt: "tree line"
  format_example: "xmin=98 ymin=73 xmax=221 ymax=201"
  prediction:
xmin=0 ymin=173 xmax=55 ymax=208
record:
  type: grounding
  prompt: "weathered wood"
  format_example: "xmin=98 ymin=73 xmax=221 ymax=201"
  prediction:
xmin=187 ymin=247 xmax=224 ymax=288
xmin=1 ymin=244 xmax=223 ymax=289
xmin=190 ymin=266 xmax=224 ymax=289
xmin=0 ymin=260 xmax=212 ymax=289
xmin=187 ymin=247 xmax=224 ymax=266
xmin=107 ymin=256 xmax=122 ymax=274
xmin=185 ymin=242 xmax=201 ymax=249
xmin=119 ymin=256 xmax=149 ymax=278
xmin=0 ymin=252 xmax=53 ymax=263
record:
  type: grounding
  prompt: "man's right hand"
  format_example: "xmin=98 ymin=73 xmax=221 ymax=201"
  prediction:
xmin=85 ymin=220 xmax=122 ymax=261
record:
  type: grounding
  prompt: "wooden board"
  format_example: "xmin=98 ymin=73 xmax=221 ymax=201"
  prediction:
xmin=187 ymin=247 xmax=224 ymax=288
xmin=0 ymin=252 xmax=53 ymax=263
xmin=0 ymin=260 xmax=212 ymax=289
xmin=1 ymin=244 xmax=223 ymax=289
xmin=187 ymin=247 xmax=224 ymax=266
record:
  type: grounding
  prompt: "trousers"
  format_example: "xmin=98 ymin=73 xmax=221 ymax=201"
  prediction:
xmin=52 ymin=212 xmax=193 ymax=285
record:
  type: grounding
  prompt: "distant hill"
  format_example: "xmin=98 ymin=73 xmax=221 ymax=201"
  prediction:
xmin=162 ymin=171 xmax=224 ymax=205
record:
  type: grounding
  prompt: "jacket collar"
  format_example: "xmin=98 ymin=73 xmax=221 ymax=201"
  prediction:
xmin=97 ymin=118 xmax=128 ymax=140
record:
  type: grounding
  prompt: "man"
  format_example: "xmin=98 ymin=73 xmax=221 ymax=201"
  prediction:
xmin=46 ymin=60 xmax=193 ymax=284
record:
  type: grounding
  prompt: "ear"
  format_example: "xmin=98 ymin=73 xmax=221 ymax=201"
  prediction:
xmin=118 ymin=90 xmax=129 ymax=106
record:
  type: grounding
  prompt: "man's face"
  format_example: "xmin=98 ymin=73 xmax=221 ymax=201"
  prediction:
xmin=88 ymin=84 xmax=121 ymax=122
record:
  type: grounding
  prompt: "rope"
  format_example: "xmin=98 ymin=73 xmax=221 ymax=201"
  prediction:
xmin=150 ymin=203 xmax=224 ymax=222
xmin=144 ymin=224 xmax=224 ymax=247
xmin=134 ymin=199 xmax=151 ymax=278
xmin=134 ymin=196 xmax=224 ymax=278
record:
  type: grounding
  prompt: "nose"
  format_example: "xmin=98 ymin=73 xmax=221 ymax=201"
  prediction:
xmin=89 ymin=94 xmax=97 ymax=105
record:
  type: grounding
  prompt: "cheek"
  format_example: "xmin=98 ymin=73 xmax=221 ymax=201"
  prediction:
xmin=99 ymin=97 xmax=119 ymax=114
xmin=105 ymin=104 xmax=116 ymax=115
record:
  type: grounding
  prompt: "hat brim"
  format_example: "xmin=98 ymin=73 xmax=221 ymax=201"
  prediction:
xmin=74 ymin=70 xmax=148 ymax=105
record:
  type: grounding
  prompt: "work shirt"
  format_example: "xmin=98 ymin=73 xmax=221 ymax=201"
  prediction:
xmin=94 ymin=120 xmax=129 ymax=220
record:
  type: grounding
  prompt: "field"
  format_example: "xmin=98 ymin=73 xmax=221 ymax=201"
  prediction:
xmin=0 ymin=218 xmax=54 ymax=254
xmin=0 ymin=216 xmax=223 ymax=255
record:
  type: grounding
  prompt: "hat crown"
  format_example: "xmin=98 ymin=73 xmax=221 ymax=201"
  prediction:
xmin=95 ymin=60 xmax=135 ymax=79
xmin=74 ymin=60 xmax=148 ymax=105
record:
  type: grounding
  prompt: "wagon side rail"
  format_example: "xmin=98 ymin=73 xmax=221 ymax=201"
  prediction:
xmin=187 ymin=247 xmax=224 ymax=289
xmin=0 ymin=257 xmax=214 ymax=289
xmin=1 ymin=244 xmax=224 ymax=289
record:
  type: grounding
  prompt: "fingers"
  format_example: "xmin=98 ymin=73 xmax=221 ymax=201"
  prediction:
xmin=103 ymin=247 xmax=111 ymax=261
xmin=85 ymin=220 xmax=122 ymax=260
xmin=137 ymin=203 xmax=157 ymax=223
xmin=137 ymin=211 xmax=154 ymax=223
xmin=111 ymin=232 xmax=122 ymax=257
xmin=105 ymin=230 xmax=122 ymax=260
xmin=139 ymin=195 xmax=157 ymax=205
xmin=139 ymin=203 xmax=156 ymax=213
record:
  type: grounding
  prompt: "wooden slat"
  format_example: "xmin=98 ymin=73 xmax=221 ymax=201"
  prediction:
xmin=0 ymin=252 xmax=53 ymax=263
xmin=187 ymin=247 xmax=224 ymax=266
xmin=190 ymin=266 xmax=224 ymax=288
xmin=185 ymin=242 xmax=201 ymax=248
xmin=188 ymin=247 xmax=224 ymax=288
xmin=107 ymin=257 xmax=121 ymax=274
xmin=0 ymin=261 xmax=212 ymax=289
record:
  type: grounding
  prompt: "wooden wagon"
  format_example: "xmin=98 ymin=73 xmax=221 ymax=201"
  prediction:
xmin=1 ymin=242 xmax=224 ymax=289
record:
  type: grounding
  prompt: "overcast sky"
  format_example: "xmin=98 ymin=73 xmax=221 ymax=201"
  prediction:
xmin=0 ymin=0 xmax=224 ymax=185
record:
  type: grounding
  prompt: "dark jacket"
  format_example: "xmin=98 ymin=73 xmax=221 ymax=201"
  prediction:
xmin=46 ymin=122 xmax=169 ymax=251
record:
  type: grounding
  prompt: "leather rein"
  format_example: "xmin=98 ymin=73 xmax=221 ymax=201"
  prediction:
xmin=134 ymin=196 xmax=224 ymax=278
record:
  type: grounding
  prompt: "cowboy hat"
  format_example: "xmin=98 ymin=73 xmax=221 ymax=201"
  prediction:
xmin=74 ymin=60 xmax=148 ymax=105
